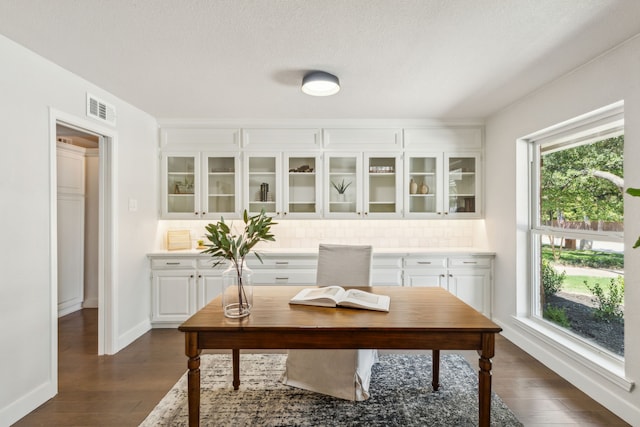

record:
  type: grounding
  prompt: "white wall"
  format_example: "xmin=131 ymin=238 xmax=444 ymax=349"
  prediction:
xmin=485 ymin=35 xmax=640 ymax=423
xmin=0 ymin=34 xmax=158 ymax=426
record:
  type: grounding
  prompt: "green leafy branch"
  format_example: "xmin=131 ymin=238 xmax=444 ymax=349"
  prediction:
xmin=202 ymin=209 xmax=277 ymax=270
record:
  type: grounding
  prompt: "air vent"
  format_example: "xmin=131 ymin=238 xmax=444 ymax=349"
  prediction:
xmin=86 ymin=93 xmax=116 ymax=126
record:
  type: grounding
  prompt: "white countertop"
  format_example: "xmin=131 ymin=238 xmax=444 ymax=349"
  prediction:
xmin=148 ymin=247 xmax=495 ymax=257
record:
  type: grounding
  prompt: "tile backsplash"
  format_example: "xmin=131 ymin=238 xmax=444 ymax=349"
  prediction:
xmin=155 ymin=219 xmax=488 ymax=251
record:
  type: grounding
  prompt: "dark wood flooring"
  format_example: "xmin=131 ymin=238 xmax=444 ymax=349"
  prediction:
xmin=14 ymin=309 xmax=630 ymax=426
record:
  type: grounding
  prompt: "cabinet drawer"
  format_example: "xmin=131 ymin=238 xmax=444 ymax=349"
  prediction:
xmin=372 ymin=255 xmax=403 ymax=269
xmin=252 ymin=269 xmax=317 ymax=285
xmin=196 ymin=258 xmax=226 ymax=270
xmin=151 ymin=258 xmax=197 ymax=269
xmin=404 ymin=257 xmax=447 ymax=268
xmin=448 ymin=257 xmax=492 ymax=268
xmin=246 ymin=256 xmax=318 ymax=269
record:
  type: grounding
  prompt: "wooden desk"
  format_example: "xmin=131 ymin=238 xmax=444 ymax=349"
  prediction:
xmin=179 ymin=286 xmax=502 ymax=427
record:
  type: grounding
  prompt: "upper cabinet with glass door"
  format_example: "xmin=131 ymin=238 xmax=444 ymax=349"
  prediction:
xmin=324 ymin=153 xmax=402 ymax=218
xmin=285 ymin=154 xmax=321 ymax=218
xmin=445 ymin=153 xmax=481 ymax=217
xmin=161 ymin=152 xmax=241 ymax=219
xmin=325 ymin=153 xmax=362 ymax=218
xmin=404 ymin=154 xmax=443 ymax=218
xmin=245 ymin=154 xmax=281 ymax=217
xmin=365 ymin=154 xmax=402 ymax=218
xmin=244 ymin=153 xmax=321 ymax=218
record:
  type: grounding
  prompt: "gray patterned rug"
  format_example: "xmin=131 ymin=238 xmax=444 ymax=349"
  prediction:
xmin=140 ymin=353 xmax=522 ymax=426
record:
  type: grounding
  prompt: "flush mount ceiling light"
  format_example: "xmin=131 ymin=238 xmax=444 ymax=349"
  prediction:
xmin=301 ymin=71 xmax=340 ymax=96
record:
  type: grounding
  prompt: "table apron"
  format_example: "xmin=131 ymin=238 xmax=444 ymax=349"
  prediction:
xmin=196 ymin=330 xmax=486 ymax=350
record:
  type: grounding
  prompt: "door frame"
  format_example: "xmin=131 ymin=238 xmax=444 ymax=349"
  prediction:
xmin=49 ymin=108 xmax=118 ymax=361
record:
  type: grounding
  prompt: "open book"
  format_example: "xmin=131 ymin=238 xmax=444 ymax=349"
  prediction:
xmin=289 ymin=286 xmax=390 ymax=312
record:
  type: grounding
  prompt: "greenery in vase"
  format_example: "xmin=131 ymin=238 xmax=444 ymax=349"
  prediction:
xmin=331 ymin=179 xmax=352 ymax=194
xmin=202 ymin=209 xmax=276 ymax=308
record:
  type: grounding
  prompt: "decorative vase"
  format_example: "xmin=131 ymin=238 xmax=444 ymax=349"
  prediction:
xmin=409 ymin=179 xmax=417 ymax=194
xmin=222 ymin=261 xmax=253 ymax=318
xmin=419 ymin=182 xmax=429 ymax=194
xmin=337 ymin=193 xmax=346 ymax=202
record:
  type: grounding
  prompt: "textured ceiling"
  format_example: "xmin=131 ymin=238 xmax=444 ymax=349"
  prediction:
xmin=1 ymin=0 xmax=640 ymax=120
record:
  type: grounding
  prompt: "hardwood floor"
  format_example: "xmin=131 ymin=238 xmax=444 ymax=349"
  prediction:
xmin=14 ymin=309 xmax=629 ymax=426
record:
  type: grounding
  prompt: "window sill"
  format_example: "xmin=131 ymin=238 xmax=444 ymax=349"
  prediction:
xmin=512 ymin=316 xmax=633 ymax=392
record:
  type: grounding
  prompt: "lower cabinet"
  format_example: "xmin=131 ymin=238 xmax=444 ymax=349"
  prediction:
xmin=150 ymin=256 xmax=223 ymax=327
xmin=149 ymin=251 xmax=493 ymax=327
xmin=404 ymin=255 xmax=492 ymax=316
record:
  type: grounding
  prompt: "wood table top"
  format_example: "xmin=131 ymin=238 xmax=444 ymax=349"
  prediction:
xmin=179 ymin=286 xmax=501 ymax=334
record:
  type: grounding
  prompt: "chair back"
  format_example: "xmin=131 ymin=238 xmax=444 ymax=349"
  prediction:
xmin=316 ymin=244 xmax=372 ymax=286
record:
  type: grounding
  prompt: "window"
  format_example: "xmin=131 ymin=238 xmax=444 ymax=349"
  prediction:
xmin=528 ymin=103 xmax=624 ymax=361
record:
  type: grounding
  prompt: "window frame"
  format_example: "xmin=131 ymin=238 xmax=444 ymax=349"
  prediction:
xmin=517 ymin=101 xmax=631 ymax=389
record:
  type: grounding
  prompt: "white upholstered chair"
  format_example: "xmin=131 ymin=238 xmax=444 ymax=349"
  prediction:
xmin=280 ymin=244 xmax=378 ymax=401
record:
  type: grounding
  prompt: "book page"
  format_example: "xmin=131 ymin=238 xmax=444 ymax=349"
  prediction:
xmin=305 ymin=286 xmax=343 ymax=299
xmin=344 ymin=289 xmax=380 ymax=304
xmin=340 ymin=289 xmax=390 ymax=312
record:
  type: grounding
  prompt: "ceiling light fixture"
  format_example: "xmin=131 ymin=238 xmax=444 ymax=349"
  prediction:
xmin=301 ymin=71 xmax=340 ymax=96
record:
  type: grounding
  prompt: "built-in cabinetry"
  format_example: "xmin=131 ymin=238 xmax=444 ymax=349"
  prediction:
xmin=324 ymin=153 xmax=403 ymax=218
xmin=404 ymin=153 xmax=481 ymax=218
xmin=244 ymin=153 xmax=322 ymax=218
xmin=403 ymin=254 xmax=492 ymax=316
xmin=149 ymin=256 xmax=224 ymax=326
xmin=148 ymin=251 xmax=492 ymax=326
xmin=57 ymin=143 xmax=86 ymax=317
xmin=158 ymin=125 xmax=483 ymax=219
xmin=161 ymin=152 xmax=241 ymax=219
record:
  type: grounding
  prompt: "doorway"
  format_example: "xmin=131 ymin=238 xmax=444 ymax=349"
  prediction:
xmin=50 ymin=109 xmax=117 ymax=360
xmin=56 ymin=124 xmax=99 ymax=319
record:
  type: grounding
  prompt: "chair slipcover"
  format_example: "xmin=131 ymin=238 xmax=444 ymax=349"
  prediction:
xmin=281 ymin=244 xmax=378 ymax=401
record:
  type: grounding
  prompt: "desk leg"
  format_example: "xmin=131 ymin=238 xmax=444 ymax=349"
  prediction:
xmin=185 ymin=332 xmax=202 ymax=427
xmin=432 ymin=349 xmax=440 ymax=391
xmin=477 ymin=333 xmax=496 ymax=427
xmin=232 ymin=349 xmax=240 ymax=390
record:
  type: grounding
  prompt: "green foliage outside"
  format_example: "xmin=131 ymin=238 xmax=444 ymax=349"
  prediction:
xmin=543 ymin=304 xmax=571 ymax=328
xmin=541 ymin=259 xmax=564 ymax=298
xmin=585 ymin=276 xmax=625 ymax=322
xmin=541 ymin=245 xmax=623 ymax=270
xmin=540 ymin=136 xmax=623 ymax=223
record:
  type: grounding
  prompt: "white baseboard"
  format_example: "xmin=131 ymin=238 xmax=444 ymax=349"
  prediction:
xmin=0 ymin=380 xmax=56 ymax=427
xmin=58 ymin=302 xmax=82 ymax=318
xmin=82 ymin=297 xmax=98 ymax=308
xmin=117 ymin=318 xmax=151 ymax=352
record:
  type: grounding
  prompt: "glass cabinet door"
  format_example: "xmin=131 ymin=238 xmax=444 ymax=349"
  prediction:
xmin=446 ymin=153 xmax=480 ymax=216
xmin=365 ymin=154 xmax=402 ymax=218
xmin=325 ymin=153 xmax=361 ymax=218
xmin=246 ymin=155 xmax=280 ymax=216
xmin=203 ymin=155 xmax=239 ymax=218
xmin=405 ymin=154 xmax=442 ymax=217
xmin=165 ymin=154 xmax=198 ymax=217
xmin=285 ymin=154 xmax=321 ymax=217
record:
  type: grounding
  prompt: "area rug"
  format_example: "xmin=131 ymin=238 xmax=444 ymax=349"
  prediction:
xmin=140 ymin=353 xmax=522 ymax=426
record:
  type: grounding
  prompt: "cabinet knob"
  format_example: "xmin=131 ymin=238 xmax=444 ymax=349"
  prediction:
xmin=440 ymin=274 xmax=445 ymax=278
xmin=194 ymin=212 xmax=199 ymax=216
xmin=449 ymin=274 xmax=453 ymax=277
xmin=364 ymin=212 xmax=368 ymax=216
xmin=202 ymin=212 xmax=207 ymax=215
xmin=190 ymin=274 xmax=194 ymax=278
xmin=283 ymin=212 xmax=287 ymax=216
xmin=198 ymin=274 xmax=202 ymax=278
xmin=357 ymin=212 xmax=361 ymax=215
